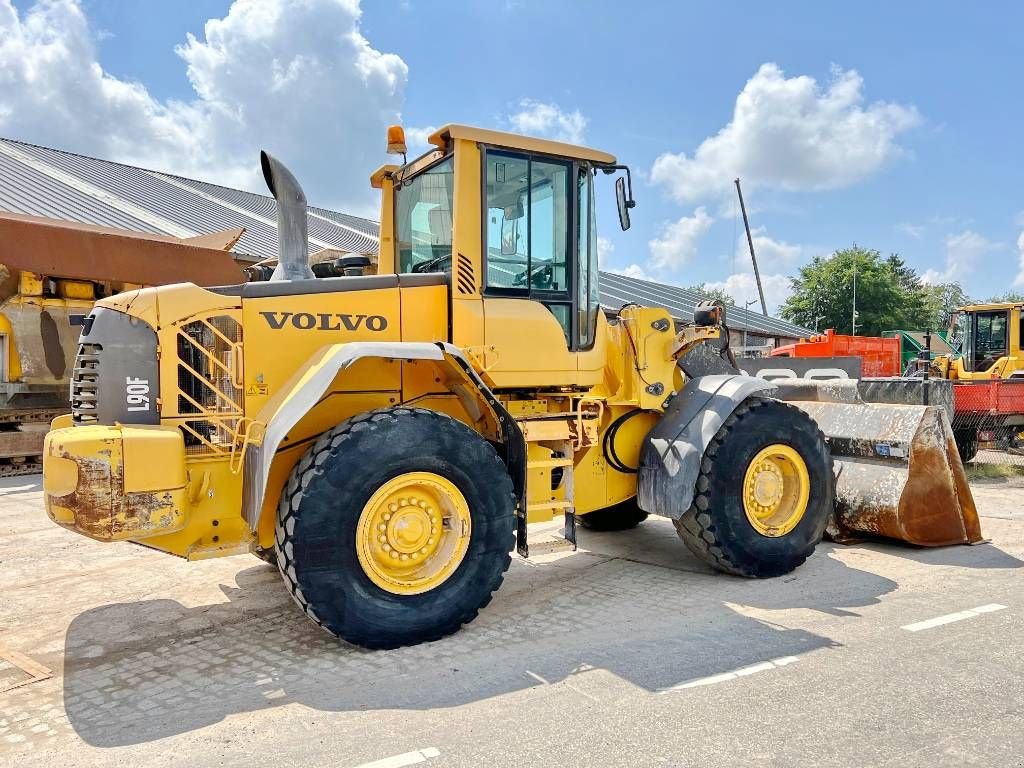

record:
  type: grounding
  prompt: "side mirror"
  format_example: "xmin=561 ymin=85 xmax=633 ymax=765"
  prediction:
xmin=500 ymin=214 xmax=519 ymax=256
xmin=615 ymin=176 xmax=635 ymax=231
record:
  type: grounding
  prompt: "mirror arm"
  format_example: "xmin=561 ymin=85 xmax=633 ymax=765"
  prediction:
xmin=599 ymin=164 xmax=636 ymax=207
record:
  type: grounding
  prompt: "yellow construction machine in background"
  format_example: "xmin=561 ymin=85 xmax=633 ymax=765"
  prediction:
xmin=0 ymin=212 xmax=244 ymax=474
xmin=41 ymin=125 xmax=981 ymax=649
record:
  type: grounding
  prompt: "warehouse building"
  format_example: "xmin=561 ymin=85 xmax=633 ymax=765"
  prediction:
xmin=0 ymin=136 xmax=810 ymax=349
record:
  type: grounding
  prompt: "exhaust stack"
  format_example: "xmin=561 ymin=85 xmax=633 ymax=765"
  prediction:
xmin=261 ymin=150 xmax=314 ymax=281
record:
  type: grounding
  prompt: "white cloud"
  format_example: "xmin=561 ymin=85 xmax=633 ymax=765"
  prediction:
xmin=1014 ymin=231 xmax=1024 ymax=287
xmin=706 ymin=272 xmax=792 ymax=316
xmin=405 ymin=125 xmax=438 ymax=152
xmin=922 ymin=230 xmax=1001 ymax=284
xmin=607 ymin=263 xmax=651 ymax=280
xmin=596 ymin=236 xmax=614 ymax=266
xmin=651 ymin=63 xmax=920 ymax=203
xmin=736 ymin=228 xmax=802 ymax=270
xmin=0 ymin=0 xmax=407 ymax=211
xmin=897 ymin=222 xmax=925 ymax=239
xmin=648 ymin=207 xmax=714 ymax=271
xmin=507 ymin=99 xmax=587 ymax=144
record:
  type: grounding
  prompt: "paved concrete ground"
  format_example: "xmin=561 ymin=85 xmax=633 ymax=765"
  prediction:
xmin=2 ymin=474 xmax=1024 ymax=768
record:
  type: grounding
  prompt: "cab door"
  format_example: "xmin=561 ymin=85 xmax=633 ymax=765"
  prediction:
xmin=481 ymin=150 xmax=578 ymax=388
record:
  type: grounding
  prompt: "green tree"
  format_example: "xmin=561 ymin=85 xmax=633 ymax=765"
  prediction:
xmin=922 ymin=281 xmax=971 ymax=330
xmin=686 ymin=283 xmax=735 ymax=306
xmin=987 ymin=291 xmax=1024 ymax=303
xmin=780 ymin=247 xmax=935 ymax=336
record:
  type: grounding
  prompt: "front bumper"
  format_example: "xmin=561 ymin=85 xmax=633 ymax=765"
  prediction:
xmin=44 ymin=424 xmax=188 ymax=541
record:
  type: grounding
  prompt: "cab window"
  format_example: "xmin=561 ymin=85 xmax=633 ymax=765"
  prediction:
xmin=485 ymin=150 xmax=572 ymax=341
xmin=395 ymin=156 xmax=455 ymax=273
xmin=970 ymin=310 xmax=1008 ymax=371
xmin=577 ymin=168 xmax=599 ymax=349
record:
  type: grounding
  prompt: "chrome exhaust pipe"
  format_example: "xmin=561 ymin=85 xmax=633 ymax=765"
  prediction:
xmin=260 ymin=150 xmax=314 ymax=281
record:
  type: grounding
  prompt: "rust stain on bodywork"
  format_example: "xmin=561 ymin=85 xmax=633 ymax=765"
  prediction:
xmin=48 ymin=449 xmax=179 ymax=542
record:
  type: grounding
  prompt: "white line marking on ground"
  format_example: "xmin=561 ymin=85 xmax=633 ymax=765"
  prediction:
xmin=525 ymin=670 xmax=549 ymax=685
xmin=0 ymin=483 xmax=36 ymax=495
xmin=901 ymin=603 xmax=1007 ymax=633
xmin=352 ymin=747 xmax=440 ymax=768
xmin=659 ymin=656 xmax=800 ymax=693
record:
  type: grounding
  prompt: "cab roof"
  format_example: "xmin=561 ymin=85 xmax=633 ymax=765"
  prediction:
xmin=428 ymin=124 xmax=617 ymax=165
xmin=959 ymin=302 xmax=1024 ymax=312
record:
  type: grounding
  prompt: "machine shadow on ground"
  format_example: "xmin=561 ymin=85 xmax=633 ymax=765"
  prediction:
xmin=56 ymin=518 xmax=956 ymax=749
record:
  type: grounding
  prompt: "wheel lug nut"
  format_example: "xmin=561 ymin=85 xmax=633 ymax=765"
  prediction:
xmin=389 ymin=551 xmax=398 ymax=559
xmin=389 ymin=503 xmax=398 ymax=513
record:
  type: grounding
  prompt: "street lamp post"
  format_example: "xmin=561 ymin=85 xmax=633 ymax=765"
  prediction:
xmin=815 ymin=315 xmax=825 ymax=332
xmin=851 ymin=256 xmax=858 ymax=335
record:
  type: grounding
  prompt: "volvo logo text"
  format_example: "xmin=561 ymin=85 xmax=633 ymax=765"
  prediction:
xmin=260 ymin=311 xmax=388 ymax=332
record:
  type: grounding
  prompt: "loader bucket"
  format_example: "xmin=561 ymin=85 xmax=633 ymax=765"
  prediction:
xmin=773 ymin=380 xmax=983 ymax=547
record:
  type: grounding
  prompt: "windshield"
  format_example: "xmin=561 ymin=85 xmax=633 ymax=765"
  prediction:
xmin=395 ymin=157 xmax=455 ymax=273
xmin=967 ymin=309 xmax=1008 ymax=372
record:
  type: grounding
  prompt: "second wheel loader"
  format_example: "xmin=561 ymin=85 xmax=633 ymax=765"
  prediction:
xmin=42 ymin=124 xmax=981 ymax=649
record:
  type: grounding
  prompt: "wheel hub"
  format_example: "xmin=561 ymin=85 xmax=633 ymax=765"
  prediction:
xmin=356 ymin=473 xmax=471 ymax=595
xmin=742 ymin=444 xmax=810 ymax=538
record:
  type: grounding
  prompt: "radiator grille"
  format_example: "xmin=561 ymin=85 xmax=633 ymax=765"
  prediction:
xmin=71 ymin=343 xmax=102 ymax=424
xmin=175 ymin=315 xmax=243 ymax=455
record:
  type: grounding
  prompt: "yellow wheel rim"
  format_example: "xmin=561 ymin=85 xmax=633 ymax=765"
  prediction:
xmin=356 ymin=472 xmax=471 ymax=595
xmin=742 ymin=444 xmax=810 ymax=537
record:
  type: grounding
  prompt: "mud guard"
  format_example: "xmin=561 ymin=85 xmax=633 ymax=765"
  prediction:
xmin=638 ymin=374 xmax=776 ymax=520
xmin=242 ymin=341 xmax=525 ymax=541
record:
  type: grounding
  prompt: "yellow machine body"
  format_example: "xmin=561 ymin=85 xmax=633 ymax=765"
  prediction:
xmin=42 ymin=123 xmax=981 ymax=573
xmin=944 ymin=302 xmax=1024 ymax=381
xmin=42 ymin=126 xmax=679 ymax=558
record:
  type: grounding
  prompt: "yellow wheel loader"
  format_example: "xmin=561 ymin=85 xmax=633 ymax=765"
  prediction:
xmin=42 ymin=125 xmax=981 ymax=649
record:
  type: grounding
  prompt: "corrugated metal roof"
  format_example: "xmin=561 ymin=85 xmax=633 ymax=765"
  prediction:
xmin=0 ymin=135 xmax=807 ymax=337
xmin=599 ymin=271 xmax=811 ymax=338
xmin=0 ymin=137 xmax=379 ymax=260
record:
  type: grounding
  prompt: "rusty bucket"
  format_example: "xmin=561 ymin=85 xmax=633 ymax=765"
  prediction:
xmin=774 ymin=380 xmax=983 ymax=547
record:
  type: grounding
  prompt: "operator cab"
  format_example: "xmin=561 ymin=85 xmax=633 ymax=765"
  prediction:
xmin=955 ymin=304 xmax=1020 ymax=374
xmin=380 ymin=124 xmax=634 ymax=385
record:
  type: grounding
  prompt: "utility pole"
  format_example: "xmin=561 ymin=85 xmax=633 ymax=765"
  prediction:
xmin=851 ymin=256 xmax=858 ymax=335
xmin=734 ymin=178 xmax=767 ymax=316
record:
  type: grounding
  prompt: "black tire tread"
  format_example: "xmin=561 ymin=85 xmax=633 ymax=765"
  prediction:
xmin=672 ymin=397 xmax=833 ymax=578
xmin=576 ymin=500 xmax=648 ymax=531
xmin=274 ymin=407 xmax=515 ymax=648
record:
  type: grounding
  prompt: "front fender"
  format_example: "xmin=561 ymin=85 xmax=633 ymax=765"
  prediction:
xmin=242 ymin=341 xmax=524 ymax=530
xmin=637 ymin=374 xmax=776 ymax=520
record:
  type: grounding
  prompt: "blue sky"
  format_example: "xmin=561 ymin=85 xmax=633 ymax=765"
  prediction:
xmin=4 ymin=0 xmax=1024 ymax=311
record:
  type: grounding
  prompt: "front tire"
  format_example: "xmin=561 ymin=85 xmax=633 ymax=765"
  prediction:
xmin=576 ymin=500 xmax=648 ymax=531
xmin=954 ymin=429 xmax=978 ymax=464
xmin=275 ymin=407 xmax=515 ymax=649
xmin=674 ymin=397 xmax=833 ymax=578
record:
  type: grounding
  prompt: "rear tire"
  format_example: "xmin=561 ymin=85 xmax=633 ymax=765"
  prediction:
xmin=576 ymin=500 xmax=648 ymax=531
xmin=954 ymin=429 xmax=978 ymax=464
xmin=275 ymin=407 xmax=515 ymax=649
xmin=674 ymin=397 xmax=833 ymax=578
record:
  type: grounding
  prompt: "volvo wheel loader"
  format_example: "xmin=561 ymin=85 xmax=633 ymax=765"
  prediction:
xmin=41 ymin=125 xmax=981 ymax=649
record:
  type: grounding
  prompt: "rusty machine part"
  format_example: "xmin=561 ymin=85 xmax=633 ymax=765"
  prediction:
xmin=0 ymin=212 xmax=246 ymax=474
xmin=772 ymin=378 xmax=983 ymax=546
